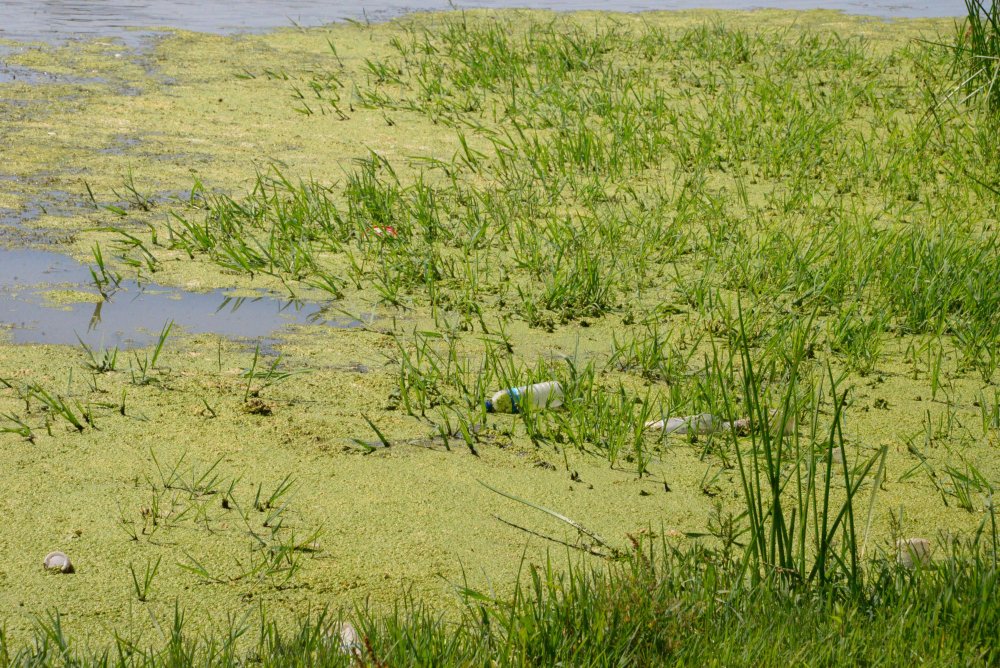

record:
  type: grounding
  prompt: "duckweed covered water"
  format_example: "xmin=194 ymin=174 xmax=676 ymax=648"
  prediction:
xmin=0 ymin=5 xmax=997 ymax=652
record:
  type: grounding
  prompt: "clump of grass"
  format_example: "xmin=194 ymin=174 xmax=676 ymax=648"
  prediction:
xmin=0 ymin=411 xmax=34 ymax=442
xmin=826 ymin=303 xmax=887 ymax=375
xmin=242 ymin=341 xmax=307 ymax=404
xmin=128 ymin=453 xmax=323 ymax=590
xmin=953 ymin=0 xmax=1000 ymax=115
xmin=944 ymin=458 xmax=995 ymax=512
xmin=130 ymin=320 xmax=173 ymax=386
xmin=28 ymin=383 xmax=86 ymax=433
xmin=3 ymin=525 xmax=997 ymax=665
xmin=129 ymin=556 xmax=161 ymax=602
xmin=723 ymin=307 xmax=886 ymax=589
xmin=76 ymin=335 xmax=119 ymax=374
xmin=607 ymin=324 xmax=703 ymax=383
xmin=89 ymin=242 xmax=121 ymax=299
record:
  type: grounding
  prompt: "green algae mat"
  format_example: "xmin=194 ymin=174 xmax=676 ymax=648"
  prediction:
xmin=0 ymin=7 xmax=998 ymax=650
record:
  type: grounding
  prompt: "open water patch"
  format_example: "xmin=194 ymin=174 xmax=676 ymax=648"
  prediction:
xmin=0 ymin=0 xmax=969 ymax=44
xmin=0 ymin=247 xmax=342 ymax=348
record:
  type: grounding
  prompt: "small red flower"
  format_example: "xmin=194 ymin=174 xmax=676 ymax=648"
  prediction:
xmin=371 ymin=225 xmax=398 ymax=238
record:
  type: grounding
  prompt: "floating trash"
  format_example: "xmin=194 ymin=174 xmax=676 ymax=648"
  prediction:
xmin=485 ymin=381 xmax=564 ymax=414
xmin=645 ymin=413 xmax=724 ymax=435
xmin=645 ymin=409 xmax=796 ymax=436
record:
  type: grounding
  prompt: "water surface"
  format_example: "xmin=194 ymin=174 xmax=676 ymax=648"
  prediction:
xmin=0 ymin=0 xmax=968 ymax=43
xmin=0 ymin=248 xmax=337 ymax=347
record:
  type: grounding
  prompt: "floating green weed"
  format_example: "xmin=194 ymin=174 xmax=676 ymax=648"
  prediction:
xmin=5 ymin=11 xmax=999 ymax=662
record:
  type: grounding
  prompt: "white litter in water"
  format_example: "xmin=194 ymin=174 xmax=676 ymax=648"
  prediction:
xmin=645 ymin=410 xmax=796 ymax=436
xmin=644 ymin=413 xmax=728 ymax=435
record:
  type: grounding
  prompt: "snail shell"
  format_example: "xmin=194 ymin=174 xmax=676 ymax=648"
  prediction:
xmin=43 ymin=551 xmax=74 ymax=574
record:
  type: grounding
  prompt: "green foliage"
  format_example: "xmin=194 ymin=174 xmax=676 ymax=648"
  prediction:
xmin=3 ymin=528 xmax=997 ymax=665
xmin=954 ymin=1 xmax=1000 ymax=114
xmin=5 ymin=12 xmax=1000 ymax=665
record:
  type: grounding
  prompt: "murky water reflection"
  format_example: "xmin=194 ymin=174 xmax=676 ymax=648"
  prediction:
xmin=0 ymin=248 xmax=340 ymax=347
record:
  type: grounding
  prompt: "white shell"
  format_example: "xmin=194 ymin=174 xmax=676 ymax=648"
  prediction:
xmin=897 ymin=538 xmax=932 ymax=569
xmin=43 ymin=551 xmax=74 ymax=573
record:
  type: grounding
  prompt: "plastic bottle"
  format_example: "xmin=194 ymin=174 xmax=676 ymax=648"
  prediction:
xmin=644 ymin=413 xmax=726 ymax=435
xmin=644 ymin=409 xmax=797 ymax=437
xmin=485 ymin=381 xmax=564 ymax=414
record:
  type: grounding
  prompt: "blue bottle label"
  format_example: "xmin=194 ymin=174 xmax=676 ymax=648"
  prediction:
xmin=508 ymin=387 xmax=522 ymax=413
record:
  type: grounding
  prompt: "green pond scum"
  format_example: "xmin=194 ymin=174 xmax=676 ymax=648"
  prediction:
xmin=0 ymin=7 xmax=998 ymax=663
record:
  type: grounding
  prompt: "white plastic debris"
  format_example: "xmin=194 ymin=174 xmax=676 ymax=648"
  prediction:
xmin=644 ymin=413 xmax=726 ymax=435
xmin=486 ymin=381 xmax=564 ymax=414
xmin=645 ymin=409 xmax=796 ymax=436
